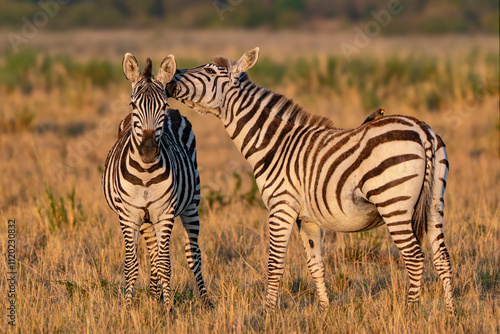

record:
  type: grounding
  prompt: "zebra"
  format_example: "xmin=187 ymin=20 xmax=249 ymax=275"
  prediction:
xmin=102 ymin=53 xmax=210 ymax=308
xmin=165 ymin=48 xmax=456 ymax=315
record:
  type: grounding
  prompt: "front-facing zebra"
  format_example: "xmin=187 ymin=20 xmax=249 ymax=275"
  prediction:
xmin=102 ymin=53 xmax=209 ymax=308
xmin=166 ymin=48 xmax=456 ymax=315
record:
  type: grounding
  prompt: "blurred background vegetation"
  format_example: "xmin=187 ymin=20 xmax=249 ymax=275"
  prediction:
xmin=0 ymin=0 xmax=498 ymax=33
xmin=1 ymin=49 xmax=497 ymax=115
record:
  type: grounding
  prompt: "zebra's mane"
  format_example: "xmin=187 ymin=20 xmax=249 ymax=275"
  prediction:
xmin=212 ymin=56 xmax=335 ymax=130
xmin=118 ymin=113 xmax=132 ymax=139
xmin=213 ymin=56 xmax=235 ymax=68
xmin=263 ymin=90 xmax=335 ymax=129
xmin=143 ymin=58 xmax=153 ymax=80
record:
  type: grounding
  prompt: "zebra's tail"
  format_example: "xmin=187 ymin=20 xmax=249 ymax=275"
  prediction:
xmin=411 ymin=133 xmax=436 ymax=245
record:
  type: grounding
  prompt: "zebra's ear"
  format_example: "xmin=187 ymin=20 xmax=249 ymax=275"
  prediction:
xmin=157 ymin=55 xmax=177 ymax=85
xmin=122 ymin=53 xmax=141 ymax=84
xmin=231 ymin=47 xmax=259 ymax=77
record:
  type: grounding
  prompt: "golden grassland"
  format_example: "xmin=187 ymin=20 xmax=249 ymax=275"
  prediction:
xmin=0 ymin=31 xmax=498 ymax=333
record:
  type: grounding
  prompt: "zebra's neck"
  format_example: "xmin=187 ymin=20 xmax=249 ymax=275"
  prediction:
xmin=218 ymin=78 xmax=335 ymax=175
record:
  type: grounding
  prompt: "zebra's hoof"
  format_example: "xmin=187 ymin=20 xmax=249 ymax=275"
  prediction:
xmin=165 ymin=305 xmax=176 ymax=321
xmin=264 ymin=305 xmax=277 ymax=315
xmin=149 ymin=290 xmax=162 ymax=301
xmin=124 ymin=293 xmax=134 ymax=309
xmin=202 ymin=296 xmax=214 ymax=309
xmin=318 ymin=301 xmax=330 ymax=312
xmin=447 ymin=305 xmax=458 ymax=318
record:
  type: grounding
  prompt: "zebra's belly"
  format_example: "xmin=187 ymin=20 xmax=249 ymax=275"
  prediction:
xmin=324 ymin=205 xmax=381 ymax=232
xmin=302 ymin=187 xmax=382 ymax=233
xmin=308 ymin=204 xmax=381 ymax=233
xmin=301 ymin=148 xmax=425 ymax=232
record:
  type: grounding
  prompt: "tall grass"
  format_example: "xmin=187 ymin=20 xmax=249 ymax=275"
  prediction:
xmin=0 ymin=38 xmax=498 ymax=333
xmin=0 ymin=51 xmax=122 ymax=93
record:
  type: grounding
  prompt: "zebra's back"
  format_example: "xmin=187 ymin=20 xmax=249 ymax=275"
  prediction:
xmin=258 ymin=114 xmax=443 ymax=234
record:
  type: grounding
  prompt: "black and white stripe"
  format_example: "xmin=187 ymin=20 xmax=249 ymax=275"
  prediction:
xmin=166 ymin=48 xmax=456 ymax=315
xmin=102 ymin=53 xmax=209 ymax=308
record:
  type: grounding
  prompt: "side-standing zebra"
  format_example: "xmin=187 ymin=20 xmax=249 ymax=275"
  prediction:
xmin=102 ymin=53 xmax=209 ymax=308
xmin=166 ymin=48 xmax=456 ymax=315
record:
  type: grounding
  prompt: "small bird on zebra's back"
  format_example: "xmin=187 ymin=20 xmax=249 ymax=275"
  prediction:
xmin=166 ymin=48 xmax=456 ymax=315
xmin=362 ymin=108 xmax=386 ymax=124
xmin=102 ymin=53 xmax=210 ymax=310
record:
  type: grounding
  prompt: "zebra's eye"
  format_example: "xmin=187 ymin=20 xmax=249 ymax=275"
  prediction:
xmin=130 ymin=102 xmax=137 ymax=109
xmin=205 ymin=68 xmax=216 ymax=74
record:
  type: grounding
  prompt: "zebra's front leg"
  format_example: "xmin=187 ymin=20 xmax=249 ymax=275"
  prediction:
xmin=297 ymin=220 xmax=329 ymax=310
xmin=155 ymin=216 xmax=175 ymax=309
xmin=140 ymin=222 xmax=160 ymax=300
xmin=120 ymin=221 xmax=140 ymax=306
xmin=180 ymin=203 xmax=211 ymax=306
xmin=265 ymin=203 xmax=297 ymax=310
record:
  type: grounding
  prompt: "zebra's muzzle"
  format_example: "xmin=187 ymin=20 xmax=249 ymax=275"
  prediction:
xmin=138 ymin=131 xmax=159 ymax=163
xmin=166 ymin=82 xmax=177 ymax=98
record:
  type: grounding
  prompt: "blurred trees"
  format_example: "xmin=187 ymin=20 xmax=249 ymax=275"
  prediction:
xmin=0 ymin=0 xmax=497 ymax=33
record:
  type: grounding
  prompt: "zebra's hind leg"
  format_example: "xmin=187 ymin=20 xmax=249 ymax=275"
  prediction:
xmin=377 ymin=207 xmax=425 ymax=306
xmin=297 ymin=220 xmax=329 ymax=310
xmin=154 ymin=216 xmax=175 ymax=309
xmin=140 ymin=222 xmax=160 ymax=300
xmin=427 ymin=151 xmax=456 ymax=315
xmin=120 ymin=221 xmax=140 ymax=306
xmin=180 ymin=203 xmax=211 ymax=306
xmin=427 ymin=206 xmax=456 ymax=315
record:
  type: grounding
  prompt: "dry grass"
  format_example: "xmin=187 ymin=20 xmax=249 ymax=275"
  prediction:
xmin=0 ymin=31 xmax=499 ymax=333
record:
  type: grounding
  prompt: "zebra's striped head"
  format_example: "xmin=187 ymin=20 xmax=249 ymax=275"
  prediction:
xmin=166 ymin=48 xmax=259 ymax=117
xmin=122 ymin=53 xmax=176 ymax=163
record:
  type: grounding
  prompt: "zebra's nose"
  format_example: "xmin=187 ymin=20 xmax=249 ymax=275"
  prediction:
xmin=139 ymin=130 xmax=159 ymax=163
xmin=166 ymin=82 xmax=177 ymax=98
